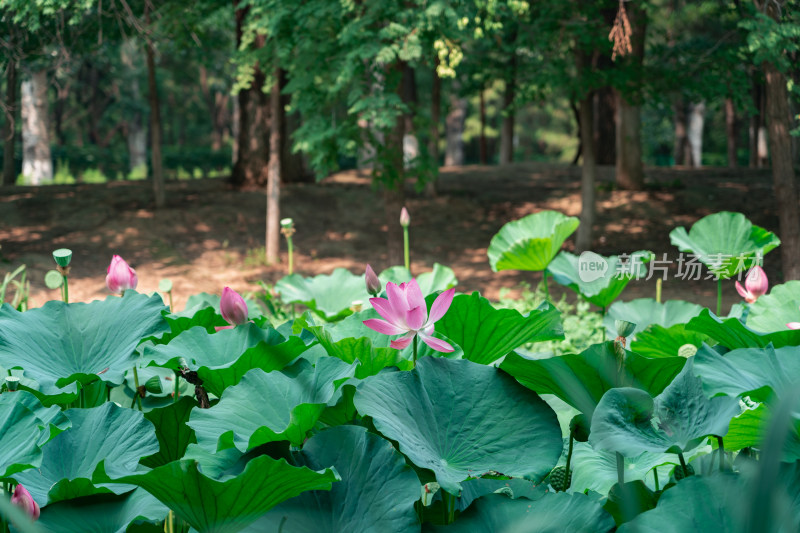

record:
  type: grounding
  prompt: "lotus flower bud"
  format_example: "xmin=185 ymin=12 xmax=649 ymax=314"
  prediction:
xmin=220 ymin=287 xmax=248 ymax=326
xmin=106 ymin=255 xmax=138 ymax=294
xmin=365 ymin=264 xmax=382 ymax=296
xmin=11 ymin=484 xmax=40 ymax=521
xmin=735 ymin=266 xmax=768 ymax=303
xmin=399 ymin=207 xmax=410 ymax=228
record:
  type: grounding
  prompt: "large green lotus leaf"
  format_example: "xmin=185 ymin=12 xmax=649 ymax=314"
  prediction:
xmin=747 ymin=281 xmax=800 ymax=333
xmin=34 ymin=488 xmax=167 ymax=533
xmin=0 ymin=402 xmax=46 ymax=479
xmin=686 ymin=309 xmax=800 ymax=350
xmin=295 ymin=313 xmax=413 ymax=378
xmin=140 ymin=396 xmax=198 ymax=468
xmin=247 ymin=425 xmax=420 ymax=533
xmin=604 ymin=299 xmax=704 ymax=338
xmin=378 ymin=263 xmax=459 ymax=295
xmin=189 ymin=358 xmax=357 ymax=451
xmin=488 ymin=211 xmax=580 ymax=272
xmin=12 ymin=403 xmax=159 ymax=506
xmin=0 ymin=390 xmax=70 ymax=446
xmin=570 ymin=442 xmax=676 ymax=496
xmin=456 ymin=478 xmax=545 ymax=512
xmin=276 ymin=268 xmax=371 ymax=321
xmin=723 ymin=403 xmax=800 ymax=461
xmin=590 ymin=360 xmax=740 ymax=455
xmin=142 ymin=323 xmax=307 ymax=397
xmin=353 ymin=357 xmax=562 ymax=494
xmin=499 ymin=343 xmax=686 ymax=419
xmin=618 ymin=466 xmax=800 ymax=533
xmin=423 ymin=492 xmax=615 ymax=533
xmin=0 ymin=292 xmax=168 ymax=398
xmin=435 ymin=293 xmax=563 ymax=365
xmin=546 ymin=251 xmax=652 ymax=309
xmin=112 ymin=455 xmax=337 ymax=533
xmin=693 ymin=344 xmax=800 ymax=403
xmin=668 ymin=211 xmax=780 ymax=279
xmin=630 ymin=324 xmax=709 ymax=358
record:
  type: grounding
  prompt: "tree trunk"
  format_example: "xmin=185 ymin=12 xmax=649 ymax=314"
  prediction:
xmin=576 ymin=93 xmax=596 ymax=252
xmin=280 ymin=69 xmax=311 ymax=183
xmin=764 ymin=61 xmax=800 ymax=280
xmin=383 ymin=63 xmax=407 ymax=267
xmin=594 ymin=86 xmax=616 ymax=165
xmin=499 ymin=74 xmax=516 ymax=165
xmin=3 ymin=58 xmax=17 ymax=186
xmin=479 ymin=88 xmax=487 ymax=165
xmin=21 ymin=69 xmax=52 ymax=185
xmin=615 ymin=92 xmax=644 ymax=189
xmin=232 ymin=3 xmax=270 ymax=188
xmin=145 ymin=6 xmax=165 ymax=208
xmin=725 ymin=97 xmax=737 ymax=168
xmin=673 ymin=99 xmax=690 ymax=165
xmin=266 ymin=67 xmax=281 ymax=264
xmin=686 ymin=101 xmax=705 ymax=168
xmin=429 ymin=62 xmax=441 ymax=167
xmin=401 ymin=64 xmax=418 ymax=168
xmin=614 ymin=2 xmax=646 ymax=190
xmin=122 ymin=40 xmax=147 ymax=173
xmin=444 ymin=81 xmax=466 ymax=166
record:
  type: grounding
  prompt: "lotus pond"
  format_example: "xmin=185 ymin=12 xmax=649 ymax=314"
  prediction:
xmin=1 ymin=209 xmax=799 ymax=533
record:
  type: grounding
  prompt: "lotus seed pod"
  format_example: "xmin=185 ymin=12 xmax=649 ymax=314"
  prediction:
xmin=673 ymin=463 xmax=695 ymax=481
xmin=145 ymin=375 xmax=163 ymax=394
xmin=570 ymin=414 xmax=590 ymax=443
xmin=615 ymin=319 xmax=636 ymax=338
xmin=549 ymin=465 xmax=572 ymax=492
xmin=53 ymin=248 xmax=72 ymax=267
xmin=280 ymin=218 xmax=294 ymax=229
xmin=678 ymin=344 xmax=698 ymax=358
xmin=159 ymin=279 xmax=173 ymax=293
xmin=6 ymin=376 xmax=20 ymax=391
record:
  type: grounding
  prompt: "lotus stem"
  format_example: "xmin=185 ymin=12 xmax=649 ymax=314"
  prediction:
xmin=286 ymin=236 xmax=294 ymax=275
xmin=601 ymin=306 xmax=606 ymax=343
xmin=542 ymin=270 xmax=550 ymax=302
xmin=168 ymin=290 xmax=173 ymax=311
xmin=716 ymin=279 xmax=722 ymax=316
xmin=413 ymin=335 xmax=418 ymax=365
xmin=132 ymin=366 xmax=143 ymax=411
xmin=653 ymin=466 xmax=659 ymax=491
xmin=656 ymin=278 xmax=662 ymax=304
xmin=678 ymin=452 xmax=689 ymax=478
xmin=174 ymin=370 xmax=180 ymax=401
xmin=616 ymin=452 xmax=624 ymax=487
xmin=564 ymin=434 xmax=574 ymax=491
xmin=403 ymin=226 xmax=410 ymax=272
xmin=62 ymin=274 xmax=69 ymax=303
xmin=717 ymin=436 xmax=725 ymax=471
xmin=79 ymin=384 xmax=85 ymax=409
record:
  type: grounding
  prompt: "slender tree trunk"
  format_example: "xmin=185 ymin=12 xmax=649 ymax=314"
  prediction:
xmin=145 ymin=6 xmax=165 ymax=208
xmin=576 ymin=93 xmax=596 ymax=252
xmin=383 ymin=63 xmax=407 ymax=267
xmin=479 ymin=88 xmax=487 ymax=164
xmin=673 ymin=99 xmax=690 ymax=165
xmin=122 ymin=40 xmax=146 ymax=173
xmin=21 ymin=69 xmax=52 ymax=185
xmin=499 ymin=65 xmax=516 ymax=165
xmin=764 ymin=61 xmax=800 ymax=280
xmin=615 ymin=92 xmax=644 ymax=189
xmin=594 ymin=87 xmax=617 ymax=164
xmin=444 ymin=81 xmax=466 ymax=166
xmin=266 ymin=67 xmax=281 ymax=264
xmin=429 ymin=61 xmax=441 ymax=167
xmin=725 ymin=97 xmax=737 ymax=168
xmin=3 ymin=58 xmax=17 ymax=186
xmin=614 ymin=3 xmax=646 ymax=189
xmin=232 ymin=3 xmax=270 ymax=188
xmin=570 ymin=99 xmax=582 ymax=166
xmin=687 ymin=101 xmax=705 ymax=168
xmin=280 ymin=69 xmax=310 ymax=183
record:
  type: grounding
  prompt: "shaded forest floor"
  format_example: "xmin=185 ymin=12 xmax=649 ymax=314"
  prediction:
xmin=0 ymin=162 xmax=780 ymax=313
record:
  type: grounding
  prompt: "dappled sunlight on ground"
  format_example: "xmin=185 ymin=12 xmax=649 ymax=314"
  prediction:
xmin=0 ymin=163 xmax=779 ymax=312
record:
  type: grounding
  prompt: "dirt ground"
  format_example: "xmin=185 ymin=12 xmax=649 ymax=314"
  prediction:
xmin=0 ymin=162 xmax=782 ymax=312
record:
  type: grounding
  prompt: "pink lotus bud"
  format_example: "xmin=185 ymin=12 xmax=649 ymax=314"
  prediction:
xmin=735 ymin=266 xmax=768 ymax=304
xmin=400 ymin=207 xmax=410 ymax=228
xmin=220 ymin=287 xmax=248 ymax=326
xmin=106 ymin=255 xmax=138 ymax=294
xmin=365 ymin=264 xmax=382 ymax=296
xmin=11 ymin=484 xmax=40 ymax=521
xmin=788 ymin=322 xmax=800 ymax=330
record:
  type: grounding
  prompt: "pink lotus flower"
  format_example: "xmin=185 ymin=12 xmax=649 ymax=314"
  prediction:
xmin=220 ymin=287 xmax=248 ymax=326
xmin=11 ymin=484 xmax=40 ymax=521
xmin=788 ymin=322 xmax=800 ymax=330
xmin=106 ymin=255 xmax=138 ymax=294
xmin=365 ymin=264 xmax=382 ymax=297
xmin=400 ymin=207 xmax=410 ymax=228
xmin=735 ymin=266 xmax=768 ymax=304
xmin=364 ymin=279 xmax=455 ymax=352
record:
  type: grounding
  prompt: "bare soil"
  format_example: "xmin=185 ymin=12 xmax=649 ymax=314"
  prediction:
xmin=0 ymin=163 xmax=780 ymax=312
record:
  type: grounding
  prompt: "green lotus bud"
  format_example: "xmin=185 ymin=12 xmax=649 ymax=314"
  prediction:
xmin=6 ymin=376 xmax=20 ymax=391
xmin=144 ymin=375 xmax=163 ymax=394
xmin=159 ymin=279 xmax=173 ymax=293
xmin=570 ymin=414 xmax=590 ymax=443
xmin=678 ymin=344 xmax=698 ymax=358
xmin=615 ymin=320 xmax=636 ymax=338
xmin=52 ymin=248 xmax=72 ymax=267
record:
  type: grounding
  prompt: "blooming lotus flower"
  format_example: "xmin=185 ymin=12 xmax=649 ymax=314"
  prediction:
xmin=106 ymin=255 xmax=138 ymax=294
xmin=364 ymin=279 xmax=455 ymax=352
xmin=735 ymin=266 xmax=768 ymax=303
xmin=220 ymin=287 xmax=248 ymax=326
xmin=11 ymin=484 xmax=40 ymax=521
xmin=788 ymin=322 xmax=800 ymax=330
xmin=365 ymin=264 xmax=381 ymax=296
xmin=400 ymin=207 xmax=410 ymax=228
